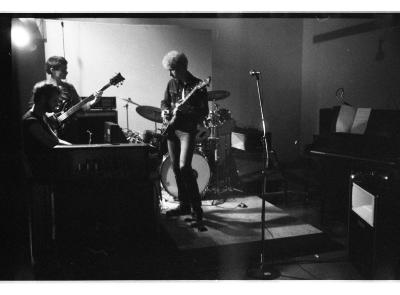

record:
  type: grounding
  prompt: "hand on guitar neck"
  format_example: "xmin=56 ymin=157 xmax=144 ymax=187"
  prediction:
xmin=87 ymin=90 xmax=104 ymax=109
xmin=47 ymin=73 xmax=125 ymax=133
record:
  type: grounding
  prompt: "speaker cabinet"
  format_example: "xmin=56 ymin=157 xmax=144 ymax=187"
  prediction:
xmin=50 ymin=144 xmax=159 ymax=253
xmin=349 ymin=171 xmax=400 ymax=279
xmin=104 ymin=121 xmax=128 ymax=144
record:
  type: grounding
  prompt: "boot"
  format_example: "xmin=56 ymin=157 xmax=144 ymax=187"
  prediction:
xmin=166 ymin=205 xmax=191 ymax=217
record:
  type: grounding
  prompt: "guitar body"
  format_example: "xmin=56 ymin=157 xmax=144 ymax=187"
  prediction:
xmin=162 ymin=77 xmax=211 ymax=136
xmin=163 ymin=113 xmax=180 ymax=136
xmin=45 ymin=113 xmax=64 ymax=135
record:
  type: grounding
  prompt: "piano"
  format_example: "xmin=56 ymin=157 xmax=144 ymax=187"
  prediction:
xmin=308 ymin=107 xmax=400 ymax=278
xmin=307 ymin=107 xmax=400 ymax=226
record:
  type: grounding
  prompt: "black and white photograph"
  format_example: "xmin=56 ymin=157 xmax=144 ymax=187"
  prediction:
xmin=1 ymin=2 xmax=400 ymax=291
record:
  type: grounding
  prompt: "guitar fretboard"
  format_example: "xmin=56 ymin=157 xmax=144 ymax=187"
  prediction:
xmin=57 ymin=82 xmax=111 ymax=123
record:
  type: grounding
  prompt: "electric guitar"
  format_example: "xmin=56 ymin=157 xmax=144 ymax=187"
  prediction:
xmin=162 ymin=76 xmax=211 ymax=136
xmin=49 ymin=73 xmax=125 ymax=131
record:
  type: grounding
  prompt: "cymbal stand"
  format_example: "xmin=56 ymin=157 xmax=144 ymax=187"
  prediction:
xmin=122 ymin=98 xmax=140 ymax=143
xmin=123 ymin=98 xmax=136 ymax=132
xmin=209 ymin=125 xmax=221 ymax=205
xmin=247 ymin=72 xmax=280 ymax=279
xmin=207 ymin=101 xmax=240 ymax=199
xmin=208 ymin=100 xmax=233 ymax=205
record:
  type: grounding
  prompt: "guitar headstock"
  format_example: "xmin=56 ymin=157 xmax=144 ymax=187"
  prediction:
xmin=110 ymin=73 xmax=125 ymax=87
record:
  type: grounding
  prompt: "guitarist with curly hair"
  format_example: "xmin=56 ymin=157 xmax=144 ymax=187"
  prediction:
xmin=161 ymin=51 xmax=209 ymax=227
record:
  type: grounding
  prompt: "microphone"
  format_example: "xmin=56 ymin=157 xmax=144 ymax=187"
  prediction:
xmin=249 ymin=70 xmax=261 ymax=76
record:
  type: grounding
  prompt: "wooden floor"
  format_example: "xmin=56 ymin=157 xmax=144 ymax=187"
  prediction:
xmin=160 ymin=194 xmax=323 ymax=251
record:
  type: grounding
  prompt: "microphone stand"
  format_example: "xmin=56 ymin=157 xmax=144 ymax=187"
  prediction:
xmin=247 ymin=72 xmax=280 ymax=279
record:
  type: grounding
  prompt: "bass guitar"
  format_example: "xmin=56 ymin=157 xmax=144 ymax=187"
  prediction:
xmin=162 ymin=76 xmax=211 ymax=136
xmin=49 ymin=73 xmax=125 ymax=131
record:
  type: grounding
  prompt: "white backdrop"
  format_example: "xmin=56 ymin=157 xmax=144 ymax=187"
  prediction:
xmin=44 ymin=19 xmax=212 ymax=134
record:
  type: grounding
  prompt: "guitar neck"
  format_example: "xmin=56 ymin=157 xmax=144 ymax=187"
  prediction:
xmin=180 ymin=86 xmax=200 ymax=106
xmin=58 ymin=82 xmax=111 ymax=123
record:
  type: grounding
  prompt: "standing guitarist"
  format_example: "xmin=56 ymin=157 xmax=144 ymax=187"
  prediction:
xmin=161 ymin=50 xmax=209 ymax=226
xmin=28 ymin=56 xmax=102 ymax=143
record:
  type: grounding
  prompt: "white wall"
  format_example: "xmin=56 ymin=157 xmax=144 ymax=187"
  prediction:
xmin=68 ymin=17 xmax=304 ymax=162
xmin=44 ymin=19 xmax=212 ymax=134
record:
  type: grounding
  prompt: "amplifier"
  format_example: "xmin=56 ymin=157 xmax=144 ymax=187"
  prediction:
xmin=104 ymin=121 xmax=128 ymax=144
xmin=349 ymin=170 xmax=400 ymax=279
xmin=231 ymin=128 xmax=270 ymax=152
xmin=51 ymin=143 xmax=149 ymax=181
xmin=85 ymin=96 xmax=116 ymax=110
xmin=75 ymin=110 xmax=118 ymax=144
xmin=49 ymin=143 xmax=159 ymax=248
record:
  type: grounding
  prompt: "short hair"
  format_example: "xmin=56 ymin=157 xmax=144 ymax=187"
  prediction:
xmin=32 ymin=81 xmax=61 ymax=104
xmin=45 ymin=56 xmax=67 ymax=74
xmin=162 ymin=50 xmax=188 ymax=70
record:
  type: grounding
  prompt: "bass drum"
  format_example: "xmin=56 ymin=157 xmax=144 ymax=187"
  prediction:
xmin=160 ymin=152 xmax=211 ymax=198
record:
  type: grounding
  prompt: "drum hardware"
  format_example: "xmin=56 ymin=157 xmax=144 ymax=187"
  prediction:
xmin=118 ymin=97 xmax=142 ymax=143
xmin=86 ymin=130 xmax=93 ymax=144
xmin=124 ymin=129 xmax=154 ymax=146
xmin=206 ymin=103 xmax=232 ymax=129
xmin=207 ymin=90 xmax=230 ymax=101
xmin=203 ymin=113 xmax=242 ymax=202
xmin=121 ymin=97 xmax=141 ymax=107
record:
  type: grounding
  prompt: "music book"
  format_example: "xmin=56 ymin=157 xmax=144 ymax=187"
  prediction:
xmin=335 ymin=105 xmax=372 ymax=134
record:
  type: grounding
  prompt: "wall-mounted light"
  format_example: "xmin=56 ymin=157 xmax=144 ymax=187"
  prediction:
xmin=11 ymin=18 xmax=44 ymax=51
xmin=12 ymin=23 xmax=31 ymax=48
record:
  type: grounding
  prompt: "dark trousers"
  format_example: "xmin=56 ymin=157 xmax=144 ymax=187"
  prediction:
xmin=167 ymin=129 xmax=202 ymax=214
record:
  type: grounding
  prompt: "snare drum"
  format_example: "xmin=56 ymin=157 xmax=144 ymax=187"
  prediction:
xmin=160 ymin=151 xmax=211 ymax=198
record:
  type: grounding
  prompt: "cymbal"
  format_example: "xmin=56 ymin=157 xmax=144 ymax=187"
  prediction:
xmin=120 ymin=97 xmax=141 ymax=106
xmin=207 ymin=90 xmax=230 ymax=101
xmin=136 ymin=105 xmax=163 ymax=123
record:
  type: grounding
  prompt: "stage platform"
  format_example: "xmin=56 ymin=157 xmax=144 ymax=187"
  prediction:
xmin=160 ymin=194 xmax=324 ymax=252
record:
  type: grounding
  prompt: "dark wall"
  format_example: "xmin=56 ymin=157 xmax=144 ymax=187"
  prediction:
xmin=301 ymin=15 xmax=400 ymax=148
xmin=1 ymin=16 xmax=25 ymax=279
xmin=12 ymin=22 xmax=46 ymax=114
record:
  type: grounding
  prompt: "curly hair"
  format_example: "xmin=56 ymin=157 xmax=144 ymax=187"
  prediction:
xmin=32 ymin=81 xmax=61 ymax=104
xmin=45 ymin=56 xmax=68 ymax=74
xmin=162 ymin=50 xmax=188 ymax=70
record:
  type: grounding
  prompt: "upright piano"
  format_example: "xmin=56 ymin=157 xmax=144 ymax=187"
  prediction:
xmin=307 ymin=107 xmax=400 ymax=278
xmin=309 ymin=107 xmax=400 ymax=167
xmin=307 ymin=107 xmax=400 ymax=221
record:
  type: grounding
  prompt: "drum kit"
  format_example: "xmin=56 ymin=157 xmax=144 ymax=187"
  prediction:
xmin=120 ymin=90 xmax=234 ymax=199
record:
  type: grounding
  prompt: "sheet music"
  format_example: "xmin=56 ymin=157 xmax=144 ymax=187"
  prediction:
xmin=335 ymin=105 xmax=356 ymax=132
xmin=350 ymin=108 xmax=371 ymax=134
